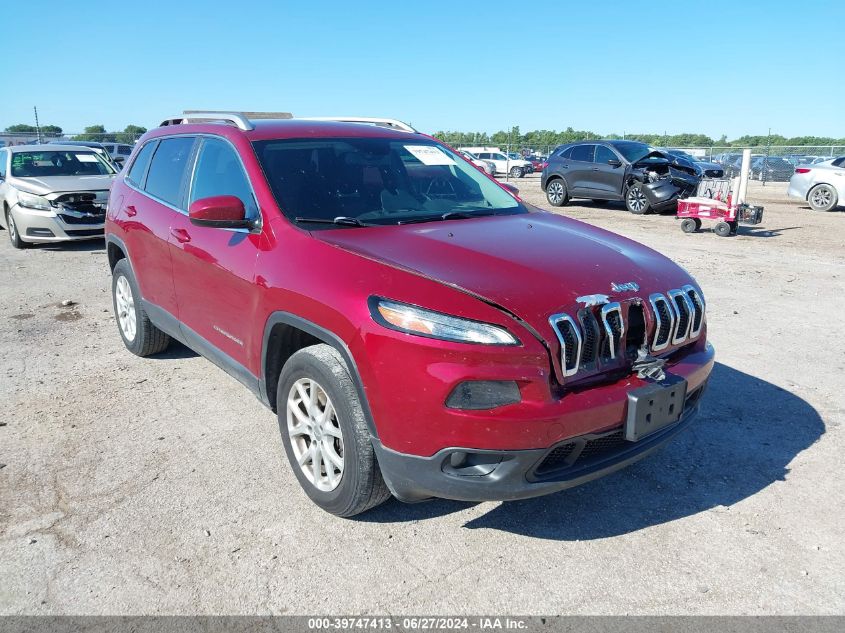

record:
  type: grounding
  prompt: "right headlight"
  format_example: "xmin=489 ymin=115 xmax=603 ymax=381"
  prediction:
xmin=370 ymin=298 xmax=519 ymax=345
xmin=16 ymin=190 xmax=52 ymax=211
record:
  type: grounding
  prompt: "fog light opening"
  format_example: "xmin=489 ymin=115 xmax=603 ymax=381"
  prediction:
xmin=445 ymin=380 xmax=521 ymax=410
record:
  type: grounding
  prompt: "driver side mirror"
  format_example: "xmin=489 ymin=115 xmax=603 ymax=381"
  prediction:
xmin=607 ymin=159 xmax=622 ymax=168
xmin=500 ymin=182 xmax=520 ymax=196
xmin=189 ymin=195 xmax=254 ymax=229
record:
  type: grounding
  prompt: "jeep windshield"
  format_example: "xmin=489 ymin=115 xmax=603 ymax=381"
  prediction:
xmin=253 ymin=138 xmax=524 ymax=227
xmin=10 ymin=150 xmax=117 ymax=177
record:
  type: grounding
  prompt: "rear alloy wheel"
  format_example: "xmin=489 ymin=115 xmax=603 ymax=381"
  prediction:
xmin=509 ymin=166 xmax=524 ymax=178
xmin=278 ymin=344 xmax=391 ymax=517
xmin=807 ymin=184 xmax=838 ymax=212
xmin=625 ymin=183 xmax=651 ymax=214
xmin=6 ymin=209 xmax=27 ymax=249
xmin=680 ymin=218 xmax=701 ymax=233
xmin=545 ymin=179 xmax=568 ymax=207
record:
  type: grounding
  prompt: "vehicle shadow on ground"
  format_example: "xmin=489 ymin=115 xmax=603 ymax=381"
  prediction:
xmin=363 ymin=362 xmax=825 ymax=539
xmin=30 ymin=238 xmax=106 ymax=253
xmin=152 ymin=340 xmax=199 ymax=360
xmin=735 ymin=226 xmax=802 ymax=238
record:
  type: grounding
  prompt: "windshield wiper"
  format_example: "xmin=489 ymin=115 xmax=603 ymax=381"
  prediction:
xmin=397 ymin=210 xmax=497 ymax=225
xmin=294 ymin=216 xmax=371 ymax=227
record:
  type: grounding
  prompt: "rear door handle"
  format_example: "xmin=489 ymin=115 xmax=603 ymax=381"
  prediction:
xmin=170 ymin=228 xmax=191 ymax=243
xmin=125 ymin=205 xmax=137 ymax=217
xmin=591 ymin=167 xmax=600 ymax=171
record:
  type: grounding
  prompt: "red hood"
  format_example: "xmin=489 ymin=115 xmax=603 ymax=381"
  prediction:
xmin=315 ymin=211 xmax=696 ymax=334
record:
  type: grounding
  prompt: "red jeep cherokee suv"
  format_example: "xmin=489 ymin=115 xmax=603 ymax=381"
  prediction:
xmin=106 ymin=113 xmax=714 ymax=516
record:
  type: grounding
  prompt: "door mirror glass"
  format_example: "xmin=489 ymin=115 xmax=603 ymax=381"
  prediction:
xmin=188 ymin=195 xmax=252 ymax=229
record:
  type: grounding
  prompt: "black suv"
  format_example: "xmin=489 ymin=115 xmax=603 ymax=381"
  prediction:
xmin=541 ymin=140 xmax=701 ymax=214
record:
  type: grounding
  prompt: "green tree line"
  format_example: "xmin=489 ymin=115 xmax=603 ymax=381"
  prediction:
xmin=4 ymin=123 xmax=147 ymax=144
xmin=432 ymin=126 xmax=845 ymax=149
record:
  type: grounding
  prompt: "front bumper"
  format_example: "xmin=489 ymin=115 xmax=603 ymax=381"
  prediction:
xmin=10 ymin=204 xmax=105 ymax=243
xmin=374 ymin=380 xmax=707 ymax=503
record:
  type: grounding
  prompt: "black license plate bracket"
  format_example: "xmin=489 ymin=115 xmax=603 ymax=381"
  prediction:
xmin=625 ymin=374 xmax=687 ymax=442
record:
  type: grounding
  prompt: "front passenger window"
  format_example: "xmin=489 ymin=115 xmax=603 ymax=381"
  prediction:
xmin=189 ymin=137 xmax=258 ymax=219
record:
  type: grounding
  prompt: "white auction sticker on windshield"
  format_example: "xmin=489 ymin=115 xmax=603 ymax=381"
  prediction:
xmin=76 ymin=154 xmax=99 ymax=162
xmin=404 ymin=145 xmax=455 ymax=166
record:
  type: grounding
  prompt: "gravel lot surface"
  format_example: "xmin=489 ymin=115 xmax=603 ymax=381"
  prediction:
xmin=1 ymin=179 xmax=843 ymax=615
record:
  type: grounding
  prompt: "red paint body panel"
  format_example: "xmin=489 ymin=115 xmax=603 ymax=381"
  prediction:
xmin=107 ymin=119 xmax=714 ymax=460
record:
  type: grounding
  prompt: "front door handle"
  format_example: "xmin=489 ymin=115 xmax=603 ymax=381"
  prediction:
xmin=170 ymin=228 xmax=191 ymax=243
xmin=591 ymin=167 xmax=600 ymax=171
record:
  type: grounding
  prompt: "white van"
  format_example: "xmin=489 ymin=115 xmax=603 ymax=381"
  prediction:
xmin=459 ymin=147 xmax=532 ymax=178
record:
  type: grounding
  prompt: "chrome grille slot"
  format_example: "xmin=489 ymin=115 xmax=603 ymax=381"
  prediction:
xmin=600 ymin=302 xmax=624 ymax=360
xmin=683 ymin=284 xmax=704 ymax=338
xmin=549 ymin=313 xmax=582 ymax=378
xmin=649 ymin=293 xmax=674 ymax=351
xmin=668 ymin=289 xmax=693 ymax=344
xmin=577 ymin=309 xmax=600 ymax=367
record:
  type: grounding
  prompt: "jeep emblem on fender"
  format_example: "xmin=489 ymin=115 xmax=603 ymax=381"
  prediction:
xmin=611 ymin=281 xmax=640 ymax=293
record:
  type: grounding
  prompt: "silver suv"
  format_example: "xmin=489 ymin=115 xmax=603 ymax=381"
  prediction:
xmin=0 ymin=144 xmax=117 ymax=248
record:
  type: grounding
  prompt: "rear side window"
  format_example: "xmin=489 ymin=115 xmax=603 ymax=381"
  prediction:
xmin=189 ymin=138 xmax=258 ymax=219
xmin=144 ymin=137 xmax=195 ymax=207
xmin=118 ymin=145 xmax=133 ymax=156
xmin=0 ymin=149 xmax=7 ymax=178
xmin=570 ymin=144 xmax=594 ymax=162
xmin=832 ymin=157 xmax=845 ymax=167
xmin=126 ymin=141 xmax=157 ymax=187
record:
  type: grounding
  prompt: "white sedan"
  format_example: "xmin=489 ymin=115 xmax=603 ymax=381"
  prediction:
xmin=788 ymin=156 xmax=845 ymax=212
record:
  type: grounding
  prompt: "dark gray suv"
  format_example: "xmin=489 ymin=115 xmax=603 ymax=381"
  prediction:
xmin=541 ymin=140 xmax=701 ymax=214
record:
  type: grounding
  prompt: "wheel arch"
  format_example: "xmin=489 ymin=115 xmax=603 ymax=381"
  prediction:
xmin=260 ymin=312 xmax=379 ymax=439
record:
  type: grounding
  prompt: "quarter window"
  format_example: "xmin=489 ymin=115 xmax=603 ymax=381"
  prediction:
xmin=570 ymin=144 xmax=594 ymax=162
xmin=126 ymin=140 xmax=157 ymax=187
xmin=144 ymin=137 xmax=195 ymax=207
xmin=189 ymin=138 xmax=258 ymax=219
xmin=0 ymin=149 xmax=7 ymax=178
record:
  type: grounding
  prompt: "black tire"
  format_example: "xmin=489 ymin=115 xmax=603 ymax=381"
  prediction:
xmin=807 ymin=184 xmax=838 ymax=212
xmin=680 ymin=218 xmax=699 ymax=233
xmin=509 ymin=166 xmax=524 ymax=178
xmin=625 ymin=182 xmax=651 ymax=214
xmin=714 ymin=221 xmax=732 ymax=237
xmin=545 ymin=178 xmax=569 ymax=207
xmin=277 ymin=344 xmax=391 ymax=517
xmin=111 ymin=259 xmax=170 ymax=356
xmin=6 ymin=208 xmax=28 ymax=249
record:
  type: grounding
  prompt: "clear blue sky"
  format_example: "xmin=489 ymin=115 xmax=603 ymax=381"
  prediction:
xmin=4 ymin=0 xmax=843 ymax=139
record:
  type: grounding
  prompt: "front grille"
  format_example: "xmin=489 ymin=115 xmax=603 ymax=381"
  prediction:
xmin=534 ymin=386 xmax=705 ymax=477
xmin=549 ymin=314 xmax=582 ymax=377
xmin=684 ymin=285 xmax=704 ymax=338
xmin=65 ymin=228 xmax=105 ymax=237
xmin=649 ymin=294 xmax=674 ymax=351
xmin=704 ymin=169 xmax=724 ymax=178
xmin=625 ymin=304 xmax=646 ymax=360
xmin=600 ymin=303 xmax=624 ymax=359
xmin=578 ymin=309 xmax=600 ymax=367
xmin=669 ymin=290 xmax=693 ymax=344
xmin=59 ymin=213 xmax=105 ymax=225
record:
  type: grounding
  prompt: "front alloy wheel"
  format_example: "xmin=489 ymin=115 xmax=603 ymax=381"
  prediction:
xmin=6 ymin=210 xmax=26 ymax=249
xmin=287 ymin=377 xmax=344 ymax=492
xmin=626 ymin=183 xmax=650 ymax=214
xmin=114 ymin=275 xmax=137 ymax=342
